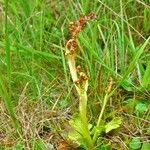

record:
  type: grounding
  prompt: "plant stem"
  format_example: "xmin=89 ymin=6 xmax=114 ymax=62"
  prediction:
xmin=78 ymin=87 xmax=94 ymax=149
xmin=93 ymin=93 xmax=109 ymax=143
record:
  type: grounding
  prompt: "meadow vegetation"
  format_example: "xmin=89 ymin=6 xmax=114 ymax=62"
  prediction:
xmin=0 ymin=0 xmax=150 ymax=149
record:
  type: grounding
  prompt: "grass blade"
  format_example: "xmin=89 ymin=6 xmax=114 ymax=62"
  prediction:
xmin=120 ymin=36 xmax=150 ymax=84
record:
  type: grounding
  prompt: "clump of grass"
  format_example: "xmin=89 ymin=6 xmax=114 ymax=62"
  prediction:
xmin=2 ymin=0 xmax=22 ymax=136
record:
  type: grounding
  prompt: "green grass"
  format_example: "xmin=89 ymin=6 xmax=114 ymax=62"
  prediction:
xmin=0 ymin=0 xmax=150 ymax=149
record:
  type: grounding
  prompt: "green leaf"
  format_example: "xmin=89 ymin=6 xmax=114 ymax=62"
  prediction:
xmin=100 ymin=143 xmax=111 ymax=150
xmin=13 ymin=141 xmax=24 ymax=150
xmin=68 ymin=114 xmax=90 ymax=148
xmin=123 ymin=99 xmax=136 ymax=114
xmin=141 ymin=143 xmax=150 ymax=150
xmin=129 ymin=138 xmax=142 ymax=150
xmin=68 ymin=113 xmax=94 ymax=149
xmin=69 ymin=114 xmax=84 ymax=135
xmin=68 ymin=130 xmax=83 ymax=145
xmin=105 ymin=117 xmax=121 ymax=133
xmin=135 ymin=103 xmax=148 ymax=115
xmin=121 ymin=79 xmax=133 ymax=91
xmin=34 ymin=140 xmax=46 ymax=150
xmin=91 ymin=125 xmax=105 ymax=137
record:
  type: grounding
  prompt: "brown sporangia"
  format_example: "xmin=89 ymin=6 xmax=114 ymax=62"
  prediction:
xmin=73 ymin=65 xmax=88 ymax=86
xmin=65 ymin=13 xmax=96 ymax=84
xmin=68 ymin=13 xmax=96 ymax=39
xmin=105 ymin=77 xmax=113 ymax=94
xmin=65 ymin=38 xmax=77 ymax=56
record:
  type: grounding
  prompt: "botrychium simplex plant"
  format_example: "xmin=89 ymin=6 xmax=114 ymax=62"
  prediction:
xmin=65 ymin=13 xmax=121 ymax=150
